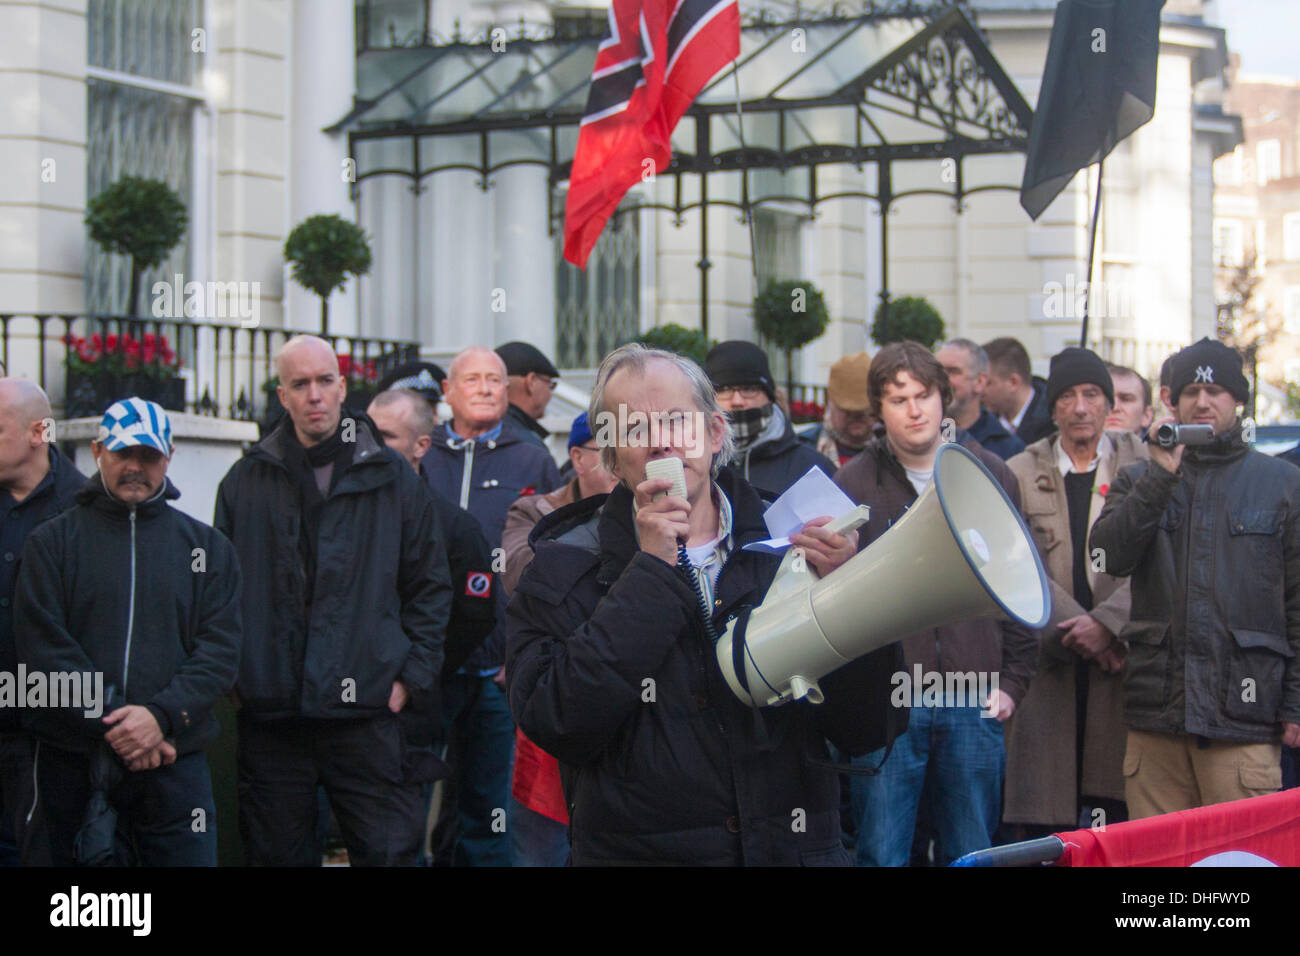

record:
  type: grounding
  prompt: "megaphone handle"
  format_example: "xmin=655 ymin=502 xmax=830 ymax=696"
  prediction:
xmin=824 ymin=504 xmax=871 ymax=538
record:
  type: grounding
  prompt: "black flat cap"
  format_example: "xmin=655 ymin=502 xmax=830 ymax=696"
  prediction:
xmin=496 ymin=341 xmax=559 ymax=378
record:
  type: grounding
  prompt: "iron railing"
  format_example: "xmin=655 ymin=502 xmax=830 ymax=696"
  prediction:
xmin=1 ymin=313 xmax=421 ymax=421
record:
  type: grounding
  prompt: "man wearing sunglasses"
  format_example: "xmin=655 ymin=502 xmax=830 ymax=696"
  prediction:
xmin=497 ymin=342 xmax=560 ymax=449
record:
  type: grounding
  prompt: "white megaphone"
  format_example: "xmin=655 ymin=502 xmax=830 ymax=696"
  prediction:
xmin=717 ymin=441 xmax=1051 ymax=707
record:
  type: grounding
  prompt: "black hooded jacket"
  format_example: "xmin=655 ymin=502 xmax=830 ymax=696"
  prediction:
xmin=734 ymin=412 xmax=836 ymax=498
xmin=506 ymin=467 xmax=903 ymax=865
xmin=14 ymin=474 xmax=242 ymax=754
xmin=215 ymin=414 xmax=451 ymax=720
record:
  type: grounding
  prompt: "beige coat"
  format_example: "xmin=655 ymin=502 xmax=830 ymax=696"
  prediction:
xmin=501 ymin=478 xmax=580 ymax=595
xmin=1003 ymin=430 xmax=1148 ymax=825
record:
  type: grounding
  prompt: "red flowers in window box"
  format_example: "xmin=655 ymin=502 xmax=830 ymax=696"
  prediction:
xmin=63 ymin=331 xmax=181 ymax=378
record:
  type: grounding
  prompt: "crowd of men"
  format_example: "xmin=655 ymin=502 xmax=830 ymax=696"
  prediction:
xmin=0 ymin=327 xmax=1297 ymax=867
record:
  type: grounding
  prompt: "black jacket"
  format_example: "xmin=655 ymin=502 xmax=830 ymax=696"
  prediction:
xmin=1013 ymin=377 xmax=1055 ymax=446
xmin=506 ymin=467 xmax=903 ymax=866
xmin=1090 ymin=425 xmax=1300 ymax=741
xmin=215 ymin=415 xmax=451 ymax=720
xmin=1 ymin=446 xmax=85 ymax=731
xmin=967 ymin=407 xmax=1027 ymax=461
xmin=506 ymin=403 xmax=549 ymax=447
xmin=420 ymin=419 xmax=562 ymax=671
xmin=14 ymin=475 xmax=241 ymax=754
xmin=735 ymin=412 xmax=836 ymax=498
xmin=423 ymin=479 xmax=498 ymax=675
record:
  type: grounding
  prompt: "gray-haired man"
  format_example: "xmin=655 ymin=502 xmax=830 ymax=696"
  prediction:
xmin=506 ymin=343 xmax=902 ymax=865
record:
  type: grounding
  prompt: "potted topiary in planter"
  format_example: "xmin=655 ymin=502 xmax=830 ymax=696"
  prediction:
xmin=84 ymin=176 xmax=188 ymax=316
xmin=284 ymin=214 xmax=373 ymax=334
xmin=870 ymin=295 xmax=946 ymax=349
xmin=628 ymin=323 xmax=717 ymax=365
xmin=63 ymin=331 xmax=184 ymax=417
xmin=752 ymin=278 xmax=831 ymax=397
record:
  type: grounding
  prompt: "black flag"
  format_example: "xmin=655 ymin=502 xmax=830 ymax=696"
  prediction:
xmin=1019 ymin=0 xmax=1166 ymax=220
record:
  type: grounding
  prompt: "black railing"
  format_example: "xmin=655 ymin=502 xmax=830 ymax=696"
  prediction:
xmin=1 ymin=313 xmax=421 ymax=422
xmin=786 ymin=382 xmax=829 ymax=424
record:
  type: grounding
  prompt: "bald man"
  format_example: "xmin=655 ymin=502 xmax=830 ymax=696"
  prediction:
xmin=216 ymin=335 xmax=453 ymax=866
xmin=419 ymin=345 xmax=561 ymax=867
xmin=0 ymin=379 xmax=85 ymax=865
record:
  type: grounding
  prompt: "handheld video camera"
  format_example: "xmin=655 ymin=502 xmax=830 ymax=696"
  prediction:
xmin=1153 ymin=423 xmax=1216 ymax=448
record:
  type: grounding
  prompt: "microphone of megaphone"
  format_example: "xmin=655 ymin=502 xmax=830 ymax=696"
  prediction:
xmin=717 ymin=441 xmax=1051 ymax=707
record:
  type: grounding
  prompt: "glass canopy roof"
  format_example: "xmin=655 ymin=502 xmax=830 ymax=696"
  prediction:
xmin=332 ymin=3 xmax=1033 ymax=214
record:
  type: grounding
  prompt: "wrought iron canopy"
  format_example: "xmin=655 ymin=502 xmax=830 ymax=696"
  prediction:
xmin=332 ymin=2 xmax=1034 ymax=215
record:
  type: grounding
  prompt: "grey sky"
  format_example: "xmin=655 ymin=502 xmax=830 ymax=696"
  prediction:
xmin=1213 ymin=0 xmax=1300 ymax=78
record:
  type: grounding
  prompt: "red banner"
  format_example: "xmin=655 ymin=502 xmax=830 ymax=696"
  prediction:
xmin=563 ymin=0 xmax=740 ymax=267
xmin=1055 ymin=789 xmax=1300 ymax=866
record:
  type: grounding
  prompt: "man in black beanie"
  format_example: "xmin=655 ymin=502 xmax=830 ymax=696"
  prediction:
xmin=1092 ymin=337 xmax=1300 ymax=818
xmin=1003 ymin=347 xmax=1146 ymax=838
xmin=703 ymin=341 xmax=833 ymax=496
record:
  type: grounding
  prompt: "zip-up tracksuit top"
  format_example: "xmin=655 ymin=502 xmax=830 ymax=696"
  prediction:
xmin=13 ymin=474 xmax=242 ymax=755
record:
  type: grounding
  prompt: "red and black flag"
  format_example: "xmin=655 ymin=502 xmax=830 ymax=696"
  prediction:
xmin=563 ymin=0 xmax=740 ymax=268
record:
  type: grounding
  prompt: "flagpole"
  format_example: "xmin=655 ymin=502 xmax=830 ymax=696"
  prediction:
xmin=1079 ymin=157 xmax=1104 ymax=348
xmin=731 ymin=63 xmax=760 ymax=300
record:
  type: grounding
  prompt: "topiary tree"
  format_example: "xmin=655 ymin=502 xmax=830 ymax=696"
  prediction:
xmin=630 ymin=323 xmax=716 ymax=366
xmin=84 ymin=176 xmax=188 ymax=316
xmin=284 ymin=214 xmax=373 ymax=333
xmin=753 ymin=278 xmax=831 ymax=395
xmin=871 ymin=295 xmax=945 ymax=349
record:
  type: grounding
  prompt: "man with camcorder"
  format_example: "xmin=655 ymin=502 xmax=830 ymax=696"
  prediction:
xmin=1091 ymin=338 xmax=1300 ymax=818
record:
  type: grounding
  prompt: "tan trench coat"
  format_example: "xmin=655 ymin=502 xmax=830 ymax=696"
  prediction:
xmin=1002 ymin=430 xmax=1148 ymax=825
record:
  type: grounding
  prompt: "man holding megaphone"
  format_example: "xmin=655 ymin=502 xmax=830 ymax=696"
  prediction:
xmin=834 ymin=342 xmax=1038 ymax=867
xmin=504 ymin=343 xmax=904 ymax=866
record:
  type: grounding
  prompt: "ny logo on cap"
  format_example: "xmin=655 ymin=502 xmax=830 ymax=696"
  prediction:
xmin=1194 ymin=365 xmax=1214 ymax=384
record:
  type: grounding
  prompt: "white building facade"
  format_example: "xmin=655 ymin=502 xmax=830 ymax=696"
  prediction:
xmin=3 ymin=0 xmax=1240 ymax=406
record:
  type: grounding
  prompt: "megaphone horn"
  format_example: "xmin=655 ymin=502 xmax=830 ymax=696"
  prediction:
xmin=717 ymin=441 xmax=1051 ymax=707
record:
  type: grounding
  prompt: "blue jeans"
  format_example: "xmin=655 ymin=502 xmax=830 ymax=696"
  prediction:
xmin=439 ymin=673 xmax=515 ymax=867
xmin=508 ymin=794 xmax=569 ymax=867
xmin=851 ymin=705 xmax=1004 ymax=867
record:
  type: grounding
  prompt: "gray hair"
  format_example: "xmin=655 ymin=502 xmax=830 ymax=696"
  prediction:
xmin=589 ymin=342 xmax=734 ymax=478
xmin=936 ymin=338 xmax=989 ymax=377
xmin=370 ymin=387 xmax=436 ymax=439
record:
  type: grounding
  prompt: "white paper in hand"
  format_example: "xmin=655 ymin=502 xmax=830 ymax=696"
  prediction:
xmin=743 ymin=466 xmax=859 ymax=553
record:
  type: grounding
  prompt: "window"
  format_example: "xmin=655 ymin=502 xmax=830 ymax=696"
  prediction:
xmin=1213 ymin=219 xmax=1244 ymax=268
xmin=1256 ymin=220 xmax=1267 ymax=267
xmin=1285 ymin=213 xmax=1300 ymax=261
xmin=554 ymin=198 xmax=640 ymax=369
xmin=1215 ymin=146 xmax=1243 ymax=186
xmin=1258 ymin=139 xmax=1282 ymax=185
xmin=86 ymin=0 xmax=204 ymax=315
xmin=1285 ymin=287 xmax=1300 ymax=334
